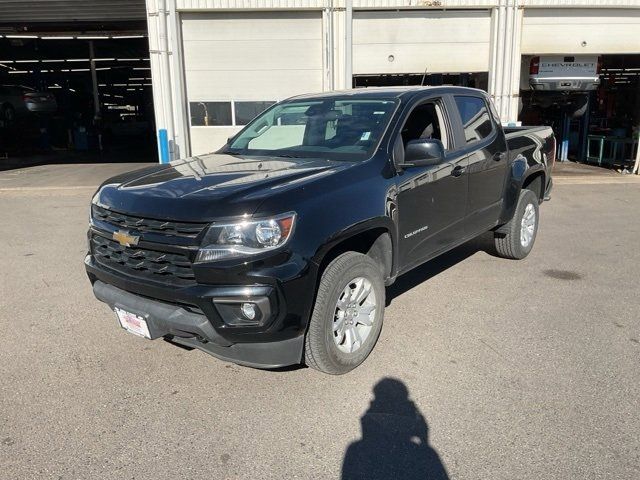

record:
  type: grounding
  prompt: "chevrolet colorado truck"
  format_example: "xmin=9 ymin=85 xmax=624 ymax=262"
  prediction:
xmin=86 ymin=87 xmax=554 ymax=374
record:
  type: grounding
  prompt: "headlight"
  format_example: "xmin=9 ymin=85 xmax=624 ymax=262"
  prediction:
xmin=195 ymin=212 xmax=296 ymax=263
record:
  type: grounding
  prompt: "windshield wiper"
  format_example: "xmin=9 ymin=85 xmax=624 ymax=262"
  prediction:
xmin=224 ymin=150 xmax=302 ymax=159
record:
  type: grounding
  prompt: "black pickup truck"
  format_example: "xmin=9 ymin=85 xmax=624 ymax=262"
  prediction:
xmin=86 ymin=87 xmax=554 ymax=374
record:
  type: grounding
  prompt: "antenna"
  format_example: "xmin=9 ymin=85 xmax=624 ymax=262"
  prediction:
xmin=420 ymin=66 xmax=428 ymax=86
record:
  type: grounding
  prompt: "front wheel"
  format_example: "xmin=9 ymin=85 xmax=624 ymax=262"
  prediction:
xmin=304 ymin=252 xmax=385 ymax=374
xmin=494 ymin=189 xmax=540 ymax=260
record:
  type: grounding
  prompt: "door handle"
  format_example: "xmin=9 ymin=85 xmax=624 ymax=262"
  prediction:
xmin=493 ymin=152 xmax=506 ymax=162
xmin=451 ymin=165 xmax=466 ymax=177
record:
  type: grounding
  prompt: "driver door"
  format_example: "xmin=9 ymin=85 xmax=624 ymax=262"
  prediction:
xmin=395 ymin=95 xmax=469 ymax=272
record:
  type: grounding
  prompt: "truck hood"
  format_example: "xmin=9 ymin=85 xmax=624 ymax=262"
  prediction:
xmin=94 ymin=153 xmax=352 ymax=222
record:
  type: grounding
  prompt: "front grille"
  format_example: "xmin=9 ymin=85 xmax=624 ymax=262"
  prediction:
xmin=91 ymin=234 xmax=196 ymax=286
xmin=92 ymin=205 xmax=207 ymax=238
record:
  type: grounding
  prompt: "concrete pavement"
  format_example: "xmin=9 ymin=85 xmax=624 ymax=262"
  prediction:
xmin=0 ymin=163 xmax=639 ymax=479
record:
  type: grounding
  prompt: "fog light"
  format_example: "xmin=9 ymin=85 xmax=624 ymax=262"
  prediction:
xmin=213 ymin=294 xmax=272 ymax=327
xmin=241 ymin=303 xmax=256 ymax=320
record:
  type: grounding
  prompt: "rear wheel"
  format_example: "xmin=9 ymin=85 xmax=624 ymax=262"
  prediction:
xmin=304 ymin=252 xmax=385 ymax=374
xmin=494 ymin=189 xmax=539 ymax=260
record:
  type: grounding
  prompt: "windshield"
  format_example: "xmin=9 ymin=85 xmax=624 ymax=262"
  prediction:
xmin=225 ymin=98 xmax=398 ymax=161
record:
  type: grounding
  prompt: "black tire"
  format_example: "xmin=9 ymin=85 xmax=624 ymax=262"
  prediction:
xmin=494 ymin=189 xmax=539 ymax=260
xmin=304 ymin=252 xmax=385 ymax=375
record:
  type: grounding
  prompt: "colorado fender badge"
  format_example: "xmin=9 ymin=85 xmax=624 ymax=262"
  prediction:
xmin=404 ymin=225 xmax=429 ymax=239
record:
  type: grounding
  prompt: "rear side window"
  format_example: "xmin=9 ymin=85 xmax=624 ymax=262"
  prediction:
xmin=453 ymin=95 xmax=494 ymax=144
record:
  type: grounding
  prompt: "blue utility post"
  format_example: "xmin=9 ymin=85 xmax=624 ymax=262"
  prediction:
xmin=560 ymin=113 xmax=570 ymax=162
xmin=158 ymin=128 xmax=170 ymax=164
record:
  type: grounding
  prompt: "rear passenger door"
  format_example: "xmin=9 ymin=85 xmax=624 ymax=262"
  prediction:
xmin=450 ymin=95 xmax=508 ymax=235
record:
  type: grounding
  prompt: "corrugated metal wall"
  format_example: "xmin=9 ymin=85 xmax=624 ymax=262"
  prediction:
xmin=175 ymin=0 xmax=500 ymax=9
xmin=353 ymin=0 xmax=497 ymax=7
xmin=2 ymin=0 xmax=636 ymax=22
xmin=521 ymin=0 xmax=640 ymax=7
xmin=175 ymin=0 xmax=492 ymax=8
xmin=176 ymin=0 xmax=326 ymax=9
xmin=175 ymin=0 xmax=640 ymax=10
xmin=0 ymin=0 xmax=146 ymax=23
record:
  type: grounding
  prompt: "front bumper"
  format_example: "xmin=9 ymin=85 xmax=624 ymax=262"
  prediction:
xmin=92 ymin=279 xmax=304 ymax=369
xmin=85 ymin=229 xmax=317 ymax=368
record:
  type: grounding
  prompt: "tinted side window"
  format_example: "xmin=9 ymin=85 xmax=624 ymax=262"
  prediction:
xmin=453 ymin=96 xmax=493 ymax=144
xmin=400 ymin=101 xmax=448 ymax=149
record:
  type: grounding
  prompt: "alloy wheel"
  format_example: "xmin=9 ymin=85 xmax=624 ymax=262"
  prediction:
xmin=520 ymin=203 xmax=536 ymax=247
xmin=332 ymin=277 xmax=377 ymax=354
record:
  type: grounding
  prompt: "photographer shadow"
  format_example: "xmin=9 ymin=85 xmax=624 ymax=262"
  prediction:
xmin=342 ymin=378 xmax=449 ymax=480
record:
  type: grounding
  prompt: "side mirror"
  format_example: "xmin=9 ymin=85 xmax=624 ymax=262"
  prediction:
xmin=401 ymin=139 xmax=445 ymax=168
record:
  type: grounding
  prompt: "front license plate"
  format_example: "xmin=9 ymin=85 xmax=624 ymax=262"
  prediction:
xmin=115 ymin=307 xmax=151 ymax=339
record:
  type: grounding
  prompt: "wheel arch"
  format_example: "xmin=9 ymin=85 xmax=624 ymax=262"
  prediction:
xmin=522 ymin=170 xmax=546 ymax=202
xmin=312 ymin=219 xmax=396 ymax=288
xmin=497 ymin=157 xmax=546 ymax=229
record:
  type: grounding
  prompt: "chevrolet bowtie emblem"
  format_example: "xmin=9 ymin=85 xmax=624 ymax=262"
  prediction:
xmin=113 ymin=230 xmax=139 ymax=247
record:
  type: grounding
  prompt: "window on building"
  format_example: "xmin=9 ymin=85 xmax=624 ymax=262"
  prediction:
xmin=453 ymin=96 xmax=494 ymax=144
xmin=189 ymin=102 xmax=232 ymax=126
xmin=235 ymin=101 xmax=276 ymax=126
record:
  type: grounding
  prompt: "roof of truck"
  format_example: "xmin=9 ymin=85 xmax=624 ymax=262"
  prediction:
xmin=288 ymin=86 xmax=487 ymax=101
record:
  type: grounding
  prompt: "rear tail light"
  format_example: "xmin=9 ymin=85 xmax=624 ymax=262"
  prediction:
xmin=529 ymin=56 xmax=540 ymax=75
xmin=549 ymin=136 xmax=557 ymax=166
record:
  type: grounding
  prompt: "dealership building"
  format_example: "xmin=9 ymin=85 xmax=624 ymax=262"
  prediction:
xmin=1 ymin=0 xmax=639 ymax=167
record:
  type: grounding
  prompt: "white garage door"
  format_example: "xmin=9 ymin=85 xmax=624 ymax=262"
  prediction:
xmin=181 ymin=12 xmax=324 ymax=155
xmin=522 ymin=9 xmax=640 ymax=55
xmin=353 ymin=10 xmax=491 ymax=75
